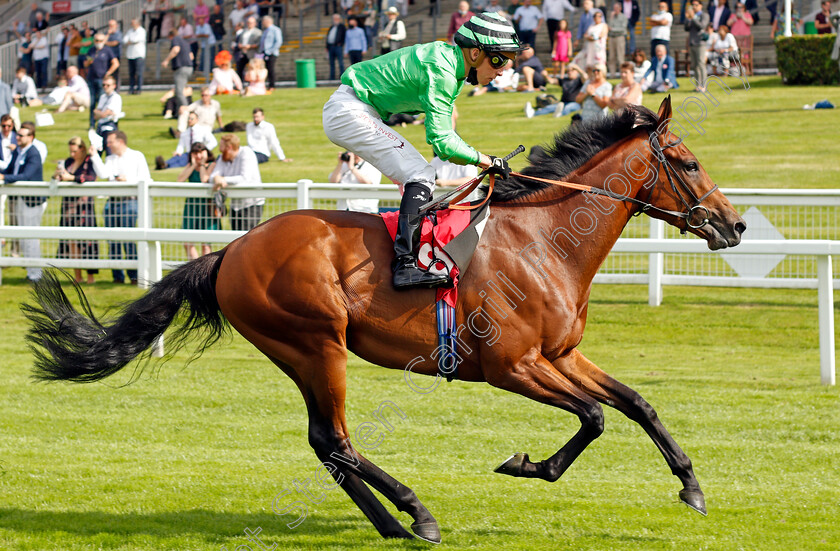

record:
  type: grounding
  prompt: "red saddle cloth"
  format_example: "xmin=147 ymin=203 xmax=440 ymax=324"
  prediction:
xmin=382 ymin=206 xmax=488 ymax=307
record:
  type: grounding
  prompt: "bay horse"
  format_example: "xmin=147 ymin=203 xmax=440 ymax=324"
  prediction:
xmin=24 ymin=98 xmax=745 ymax=544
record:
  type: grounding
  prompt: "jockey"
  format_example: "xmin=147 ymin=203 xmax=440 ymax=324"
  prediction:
xmin=323 ymin=12 xmax=524 ymax=290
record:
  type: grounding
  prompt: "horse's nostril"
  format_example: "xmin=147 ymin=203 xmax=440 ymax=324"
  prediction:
xmin=734 ymin=221 xmax=746 ymax=235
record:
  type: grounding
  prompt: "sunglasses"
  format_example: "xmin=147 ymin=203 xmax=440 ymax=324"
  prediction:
xmin=18 ymin=133 xmax=31 ymax=138
xmin=0 ymin=124 xmax=12 ymax=128
xmin=488 ymin=53 xmax=513 ymax=69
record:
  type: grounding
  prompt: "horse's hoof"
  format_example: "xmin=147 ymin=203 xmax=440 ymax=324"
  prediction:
xmin=411 ymin=520 xmax=442 ymax=544
xmin=494 ymin=452 xmax=529 ymax=477
xmin=679 ymin=489 xmax=707 ymax=516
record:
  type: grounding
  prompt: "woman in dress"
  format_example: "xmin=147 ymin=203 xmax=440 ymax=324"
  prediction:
xmin=178 ymin=142 xmax=219 ymax=259
xmin=608 ymin=61 xmax=643 ymax=111
xmin=574 ymin=62 xmax=612 ymax=122
xmin=208 ymin=50 xmax=243 ymax=94
xmin=579 ymin=10 xmax=608 ymax=69
xmin=54 ymin=136 xmax=99 ymax=284
xmin=552 ymin=19 xmax=573 ymax=78
xmin=242 ymin=57 xmax=268 ymax=96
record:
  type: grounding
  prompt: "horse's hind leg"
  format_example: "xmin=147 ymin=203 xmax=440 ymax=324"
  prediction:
xmin=554 ymin=350 xmax=706 ymax=515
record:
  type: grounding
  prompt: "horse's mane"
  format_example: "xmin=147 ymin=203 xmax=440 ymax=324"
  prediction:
xmin=489 ymin=105 xmax=660 ymax=202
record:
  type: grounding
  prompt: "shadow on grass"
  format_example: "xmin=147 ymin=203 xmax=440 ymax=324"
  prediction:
xmin=0 ymin=507 xmax=430 ymax=548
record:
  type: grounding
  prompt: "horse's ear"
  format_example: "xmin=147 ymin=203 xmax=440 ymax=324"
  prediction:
xmin=656 ymin=96 xmax=673 ymax=128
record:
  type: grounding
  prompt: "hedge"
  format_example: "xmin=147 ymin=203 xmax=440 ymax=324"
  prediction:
xmin=775 ymin=34 xmax=840 ymax=85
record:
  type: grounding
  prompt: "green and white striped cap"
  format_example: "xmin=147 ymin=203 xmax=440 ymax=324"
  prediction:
xmin=453 ymin=12 xmax=525 ymax=52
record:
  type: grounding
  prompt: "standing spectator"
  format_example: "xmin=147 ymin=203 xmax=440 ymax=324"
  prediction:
xmin=326 ymin=14 xmax=347 ymax=80
xmin=378 ymin=7 xmax=406 ymax=55
xmin=684 ymin=0 xmax=709 ymax=91
xmin=160 ymin=0 xmax=177 ymax=39
xmin=193 ymin=0 xmax=210 ymax=22
xmin=209 ymin=51 xmax=243 ymax=94
xmin=57 ymin=66 xmax=91 ymax=112
xmin=247 ymin=107 xmax=291 ymax=163
xmin=77 ymin=28 xmax=95 ymax=76
xmin=607 ymin=61 xmax=642 ymax=110
xmin=194 ymin=15 xmax=216 ymax=72
xmin=709 ymin=0 xmax=731 ymax=30
xmin=56 ymin=26 xmax=71 ymax=77
xmin=210 ymin=134 xmax=264 ymax=231
xmin=93 ymin=76 xmax=122 ymax=154
xmin=12 ymin=67 xmax=38 ymax=107
xmin=513 ymin=0 xmax=543 ymax=47
xmin=106 ymin=19 xmax=123 ymax=84
xmin=0 ymin=70 xmax=12 ymax=118
xmin=85 ymin=34 xmax=119 ymax=130
xmin=0 ymin=121 xmax=45 ymax=283
xmin=162 ymin=28 xmax=193 ymax=111
xmin=344 ymin=17 xmax=368 ymax=65
xmin=727 ymin=2 xmax=753 ymax=35
xmin=89 ymin=130 xmax=151 ymax=285
xmin=31 ymin=30 xmax=50 ymax=90
xmin=259 ymin=15 xmax=282 ymax=92
xmin=575 ymin=63 xmax=612 ymax=121
xmin=447 ymin=1 xmax=473 ymax=43
xmin=330 ymin=151 xmax=382 ymax=213
xmin=68 ymin=24 xmax=82 ymax=63
xmin=236 ymin=16 xmax=262 ymax=78
xmin=643 ymin=43 xmax=678 ymax=91
xmin=19 ymin=32 xmax=34 ymax=75
xmin=178 ymin=143 xmax=218 ymax=259
xmin=173 ymin=87 xmax=222 ymax=137
xmin=542 ymin=0 xmax=575 ymax=53
xmin=54 ymin=136 xmax=100 ymax=285
xmin=144 ymin=0 xmax=163 ymax=43
xmin=229 ymin=0 xmax=250 ymax=32
xmin=29 ymin=3 xmax=49 ymax=31
xmin=649 ymin=1 xmax=673 ymax=58
xmin=156 ymin=111 xmax=218 ymax=168
xmin=485 ymin=0 xmax=507 ymax=17
xmin=623 ymin=0 xmax=640 ymax=55
xmin=815 ymin=1 xmax=833 ymax=34
xmin=576 ymin=0 xmax=597 ymax=49
xmin=551 ymin=19 xmax=573 ymax=77
xmin=607 ymin=2 xmax=628 ymax=76
xmin=575 ymin=9 xmax=607 ymax=68
xmin=123 ymin=19 xmax=147 ymax=95
xmin=176 ymin=17 xmax=197 ymax=70
xmin=210 ymin=4 xmax=226 ymax=56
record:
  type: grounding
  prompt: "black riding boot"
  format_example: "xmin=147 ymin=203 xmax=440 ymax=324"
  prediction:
xmin=392 ymin=182 xmax=450 ymax=290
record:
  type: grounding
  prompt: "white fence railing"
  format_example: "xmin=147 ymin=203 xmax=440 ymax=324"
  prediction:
xmin=0 ymin=181 xmax=837 ymax=384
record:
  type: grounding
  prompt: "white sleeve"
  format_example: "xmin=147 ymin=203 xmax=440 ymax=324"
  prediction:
xmin=204 ymin=128 xmax=218 ymax=151
xmin=266 ymin=123 xmax=285 ymax=160
xmin=134 ymin=151 xmax=152 ymax=182
xmin=91 ymin=153 xmax=114 ymax=180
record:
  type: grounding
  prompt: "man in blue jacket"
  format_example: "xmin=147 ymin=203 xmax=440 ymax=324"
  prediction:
xmin=0 ymin=122 xmax=46 ymax=282
xmin=259 ymin=15 xmax=283 ymax=92
xmin=644 ymin=43 xmax=679 ymax=92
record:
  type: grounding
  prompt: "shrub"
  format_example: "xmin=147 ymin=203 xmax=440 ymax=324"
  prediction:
xmin=775 ymin=35 xmax=840 ymax=85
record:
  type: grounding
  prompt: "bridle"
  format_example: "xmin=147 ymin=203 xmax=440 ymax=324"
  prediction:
xmin=422 ymin=131 xmax=719 ymax=235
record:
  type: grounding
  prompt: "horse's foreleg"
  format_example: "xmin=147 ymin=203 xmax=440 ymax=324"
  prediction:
xmin=487 ymin=352 xmax=605 ymax=482
xmin=554 ymin=350 xmax=706 ymax=515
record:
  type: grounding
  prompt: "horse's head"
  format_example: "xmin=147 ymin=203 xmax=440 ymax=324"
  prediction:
xmin=641 ymin=97 xmax=746 ymax=250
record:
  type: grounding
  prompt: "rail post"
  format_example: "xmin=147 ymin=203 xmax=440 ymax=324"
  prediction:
xmin=817 ymin=254 xmax=835 ymax=385
xmin=648 ymin=217 xmax=664 ymax=306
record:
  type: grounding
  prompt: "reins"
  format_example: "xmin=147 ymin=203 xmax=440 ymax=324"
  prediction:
xmin=420 ymin=132 xmax=718 ymax=234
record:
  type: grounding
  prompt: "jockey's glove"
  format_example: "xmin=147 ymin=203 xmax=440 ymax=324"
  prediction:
xmin=486 ymin=156 xmax=512 ymax=180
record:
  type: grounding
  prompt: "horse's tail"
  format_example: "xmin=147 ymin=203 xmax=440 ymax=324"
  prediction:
xmin=23 ymin=250 xmax=228 ymax=383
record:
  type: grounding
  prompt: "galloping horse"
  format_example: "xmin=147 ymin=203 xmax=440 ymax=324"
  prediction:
xmin=25 ymin=98 xmax=745 ymax=543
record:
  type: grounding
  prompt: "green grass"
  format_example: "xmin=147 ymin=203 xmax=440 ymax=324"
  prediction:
xmin=1 ymin=76 xmax=839 ymax=549
xmin=0 ymin=279 xmax=839 ymax=550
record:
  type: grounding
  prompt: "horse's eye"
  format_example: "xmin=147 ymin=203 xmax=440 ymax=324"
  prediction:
xmin=685 ymin=162 xmax=699 ymax=172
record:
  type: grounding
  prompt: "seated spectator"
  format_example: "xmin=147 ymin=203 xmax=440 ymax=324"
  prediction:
xmin=89 ymin=130 xmax=151 ymax=285
xmin=709 ymin=23 xmax=739 ymax=74
xmin=631 ymin=49 xmax=651 ymax=83
xmin=93 ymin=76 xmax=123 ymax=155
xmin=516 ymin=46 xmax=550 ymax=91
xmin=242 ymin=57 xmax=268 ymax=96
xmin=156 ymin=111 xmax=218 ymax=169
xmin=642 ymin=43 xmax=678 ymax=92
xmin=607 ymin=61 xmax=643 ymax=110
xmin=160 ymin=85 xmax=194 ymax=119
xmin=12 ymin=67 xmax=38 ymax=107
xmin=430 ymin=153 xmax=481 ymax=202
xmin=0 ymin=121 xmax=46 ymax=283
xmin=246 ymin=107 xmax=291 ymax=164
xmin=575 ymin=63 xmax=612 ymax=121
xmin=57 ymin=66 xmax=90 ymax=112
xmin=209 ymin=51 xmax=243 ymax=94
xmin=172 ymin=86 xmax=221 ymax=137
xmin=177 ymin=142 xmax=219 ymax=259
xmin=210 ymin=134 xmax=264 ymax=231
xmin=727 ymin=2 xmax=753 ymax=35
xmin=54 ymin=136 xmax=99 ymax=285
xmin=469 ymin=67 xmax=520 ymax=95
xmin=524 ymin=63 xmax=587 ymax=117
xmin=329 ymin=151 xmax=382 ymax=213
xmin=29 ymin=76 xmax=69 ymax=107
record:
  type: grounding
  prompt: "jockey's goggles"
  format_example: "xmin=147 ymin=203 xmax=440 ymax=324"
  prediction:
xmin=487 ymin=52 xmax=515 ymax=69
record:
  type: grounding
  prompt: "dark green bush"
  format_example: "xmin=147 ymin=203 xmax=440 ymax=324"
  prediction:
xmin=775 ymin=35 xmax=840 ymax=85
